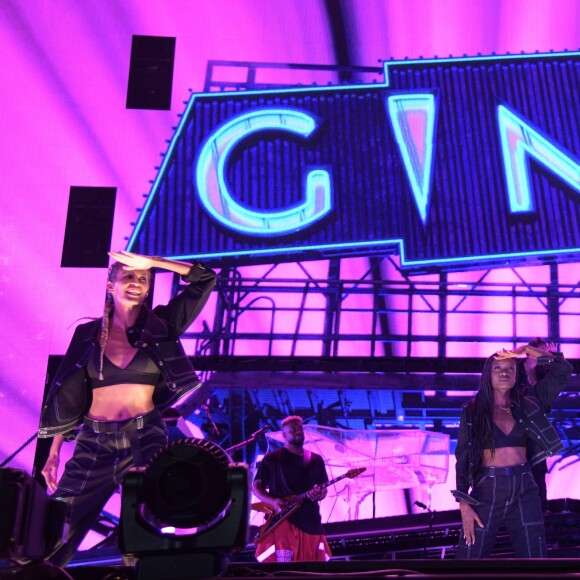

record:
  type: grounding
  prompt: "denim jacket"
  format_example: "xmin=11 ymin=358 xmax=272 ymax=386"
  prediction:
xmin=452 ymin=354 xmax=572 ymax=504
xmin=38 ymin=262 xmax=216 ymax=439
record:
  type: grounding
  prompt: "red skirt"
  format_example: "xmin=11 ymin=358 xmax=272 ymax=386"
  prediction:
xmin=255 ymin=519 xmax=332 ymax=563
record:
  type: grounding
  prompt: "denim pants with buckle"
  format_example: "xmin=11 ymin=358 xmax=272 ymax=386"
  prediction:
xmin=48 ymin=409 xmax=168 ymax=566
xmin=455 ymin=463 xmax=547 ymax=559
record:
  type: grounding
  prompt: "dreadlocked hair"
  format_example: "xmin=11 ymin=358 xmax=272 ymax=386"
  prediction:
xmin=98 ymin=262 xmax=125 ymax=381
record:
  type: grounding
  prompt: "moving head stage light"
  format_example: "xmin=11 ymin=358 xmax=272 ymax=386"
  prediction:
xmin=0 ymin=468 xmax=68 ymax=564
xmin=119 ymin=437 xmax=249 ymax=580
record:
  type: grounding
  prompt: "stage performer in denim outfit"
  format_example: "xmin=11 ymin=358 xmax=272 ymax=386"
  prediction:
xmin=253 ymin=415 xmax=332 ymax=562
xmin=38 ymin=251 xmax=216 ymax=566
xmin=452 ymin=342 xmax=572 ymax=558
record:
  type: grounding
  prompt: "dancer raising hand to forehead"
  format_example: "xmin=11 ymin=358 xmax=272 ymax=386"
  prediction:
xmin=39 ymin=251 xmax=216 ymax=566
xmin=453 ymin=341 xmax=571 ymax=559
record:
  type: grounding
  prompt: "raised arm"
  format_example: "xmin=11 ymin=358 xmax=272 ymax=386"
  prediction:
xmin=108 ymin=251 xmax=193 ymax=277
xmin=496 ymin=342 xmax=572 ymax=406
xmin=495 ymin=342 xmax=560 ymax=360
xmin=110 ymin=250 xmax=217 ymax=334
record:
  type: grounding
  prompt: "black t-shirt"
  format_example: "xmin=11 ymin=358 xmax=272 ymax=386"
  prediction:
xmin=255 ymin=447 xmax=329 ymax=535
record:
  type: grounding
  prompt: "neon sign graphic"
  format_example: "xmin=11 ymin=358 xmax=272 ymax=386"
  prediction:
xmin=497 ymin=104 xmax=580 ymax=213
xmin=195 ymin=109 xmax=332 ymax=235
xmin=127 ymin=51 xmax=580 ymax=269
xmin=387 ymin=94 xmax=437 ymax=225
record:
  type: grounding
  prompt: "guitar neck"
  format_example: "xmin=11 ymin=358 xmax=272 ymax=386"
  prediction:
xmin=295 ymin=472 xmax=349 ymax=503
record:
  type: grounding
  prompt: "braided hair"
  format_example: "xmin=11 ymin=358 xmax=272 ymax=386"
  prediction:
xmin=97 ymin=262 xmax=126 ymax=380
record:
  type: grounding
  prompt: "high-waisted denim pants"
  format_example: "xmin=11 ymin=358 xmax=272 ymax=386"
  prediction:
xmin=455 ymin=463 xmax=547 ymax=559
xmin=48 ymin=409 xmax=168 ymax=566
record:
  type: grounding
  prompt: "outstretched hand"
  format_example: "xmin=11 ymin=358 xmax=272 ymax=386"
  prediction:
xmin=494 ymin=345 xmax=527 ymax=359
xmin=109 ymin=251 xmax=194 ymax=277
xmin=495 ymin=341 xmax=559 ymax=360
xmin=108 ymin=251 xmax=157 ymax=270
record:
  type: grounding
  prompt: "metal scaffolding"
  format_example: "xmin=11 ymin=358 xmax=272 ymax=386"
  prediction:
xmin=160 ymin=60 xmax=580 ymax=460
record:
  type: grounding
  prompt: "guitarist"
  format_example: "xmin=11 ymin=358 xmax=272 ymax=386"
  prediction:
xmin=253 ymin=415 xmax=332 ymax=563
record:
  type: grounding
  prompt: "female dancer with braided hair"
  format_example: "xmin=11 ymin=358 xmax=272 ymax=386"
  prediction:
xmin=452 ymin=342 xmax=572 ymax=559
xmin=38 ymin=251 xmax=216 ymax=566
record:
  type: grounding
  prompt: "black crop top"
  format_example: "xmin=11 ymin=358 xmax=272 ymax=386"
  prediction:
xmin=87 ymin=349 xmax=160 ymax=389
xmin=491 ymin=420 xmax=528 ymax=448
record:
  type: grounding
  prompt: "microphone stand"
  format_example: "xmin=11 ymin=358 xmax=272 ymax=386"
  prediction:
xmin=201 ymin=403 xmax=220 ymax=438
xmin=226 ymin=425 xmax=269 ymax=455
xmin=415 ymin=501 xmax=436 ymax=559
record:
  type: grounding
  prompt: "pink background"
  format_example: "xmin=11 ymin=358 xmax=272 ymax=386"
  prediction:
xmin=1 ymin=0 xmax=579 ymax=538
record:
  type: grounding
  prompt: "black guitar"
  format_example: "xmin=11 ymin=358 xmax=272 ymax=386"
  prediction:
xmin=252 ymin=467 xmax=366 ymax=544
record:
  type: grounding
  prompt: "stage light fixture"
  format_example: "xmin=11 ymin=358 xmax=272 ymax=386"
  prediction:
xmin=0 ymin=468 xmax=68 ymax=567
xmin=119 ymin=438 xmax=249 ymax=580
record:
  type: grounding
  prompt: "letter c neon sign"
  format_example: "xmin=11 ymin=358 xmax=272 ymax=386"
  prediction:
xmin=195 ymin=108 xmax=332 ymax=235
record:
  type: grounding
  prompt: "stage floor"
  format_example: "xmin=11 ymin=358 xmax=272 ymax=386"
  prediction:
xmin=6 ymin=557 xmax=580 ymax=580
xmin=4 ymin=500 xmax=577 ymax=579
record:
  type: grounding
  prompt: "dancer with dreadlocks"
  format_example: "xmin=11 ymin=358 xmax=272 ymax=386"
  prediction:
xmin=38 ymin=251 xmax=216 ymax=566
xmin=452 ymin=342 xmax=572 ymax=559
